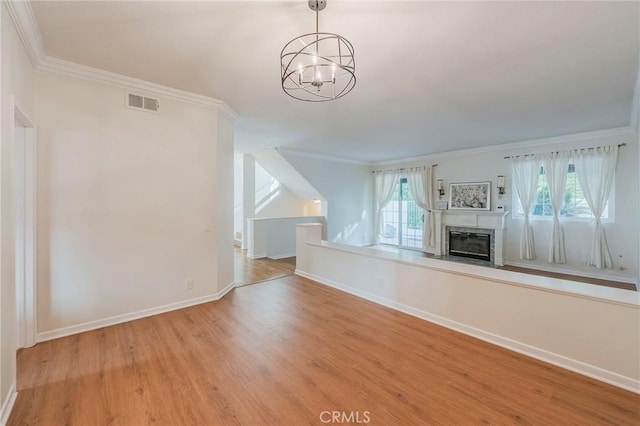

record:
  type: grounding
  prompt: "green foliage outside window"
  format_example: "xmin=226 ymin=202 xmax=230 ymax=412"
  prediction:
xmin=525 ymin=164 xmax=603 ymax=218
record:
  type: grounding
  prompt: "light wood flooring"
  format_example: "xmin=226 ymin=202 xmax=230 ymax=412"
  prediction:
xmin=9 ymin=274 xmax=640 ymax=425
xmin=233 ymin=247 xmax=295 ymax=287
xmin=498 ymin=264 xmax=636 ymax=291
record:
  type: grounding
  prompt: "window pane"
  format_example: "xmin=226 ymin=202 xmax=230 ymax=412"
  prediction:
xmin=380 ymin=197 xmax=399 ymax=245
xmin=561 ymin=169 xmax=594 ymax=218
xmin=517 ymin=162 xmax=608 ymax=219
xmin=532 ymin=170 xmax=552 ymax=216
xmin=400 ymin=179 xmax=423 ymax=249
xmin=380 ymin=176 xmax=423 ymax=249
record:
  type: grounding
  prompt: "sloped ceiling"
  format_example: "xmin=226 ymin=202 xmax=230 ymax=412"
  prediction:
xmin=30 ymin=1 xmax=639 ymax=163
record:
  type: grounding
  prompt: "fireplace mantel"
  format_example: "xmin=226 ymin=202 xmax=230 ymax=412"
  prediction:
xmin=433 ymin=210 xmax=510 ymax=265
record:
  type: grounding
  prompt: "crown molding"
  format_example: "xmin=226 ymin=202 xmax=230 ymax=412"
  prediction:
xmin=38 ymin=57 xmax=239 ymax=121
xmin=373 ymin=127 xmax=637 ymax=166
xmin=4 ymin=0 xmax=46 ymax=66
xmin=6 ymin=0 xmax=239 ymax=120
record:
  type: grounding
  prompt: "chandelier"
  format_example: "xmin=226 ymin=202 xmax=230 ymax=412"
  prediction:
xmin=280 ymin=0 xmax=356 ymax=102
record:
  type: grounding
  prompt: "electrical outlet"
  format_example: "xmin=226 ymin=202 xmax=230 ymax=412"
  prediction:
xmin=185 ymin=278 xmax=194 ymax=290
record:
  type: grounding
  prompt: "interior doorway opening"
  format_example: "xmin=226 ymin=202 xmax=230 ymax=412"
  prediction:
xmin=13 ymin=98 xmax=37 ymax=349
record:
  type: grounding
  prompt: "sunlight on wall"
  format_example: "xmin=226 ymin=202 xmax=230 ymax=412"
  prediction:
xmin=255 ymin=162 xmax=282 ymax=212
xmin=333 ymin=222 xmax=361 ymax=244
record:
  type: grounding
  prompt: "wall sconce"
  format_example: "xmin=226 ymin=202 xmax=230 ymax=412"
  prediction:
xmin=437 ymin=179 xmax=445 ymax=199
xmin=497 ymin=176 xmax=505 ymax=196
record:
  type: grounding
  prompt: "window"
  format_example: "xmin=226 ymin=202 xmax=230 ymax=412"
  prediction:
xmin=379 ymin=177 xmax=423 ymax=249
xmin=516 ymin=163 xmax=610 ymax=219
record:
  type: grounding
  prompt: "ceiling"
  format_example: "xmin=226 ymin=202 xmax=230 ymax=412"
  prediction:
xmin=30 ymin=1 xmax=639 ymax=163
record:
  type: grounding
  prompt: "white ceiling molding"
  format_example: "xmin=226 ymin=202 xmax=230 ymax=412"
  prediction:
xmin=373 ymin=127 xmax=636 ymax=166
xmin=38 ymin=57 xmax=239 ymax=121
xmin=6 ymin=0 xmax=239 ymax=121
xmin=4 ymin=0 xmax=46 ymax=66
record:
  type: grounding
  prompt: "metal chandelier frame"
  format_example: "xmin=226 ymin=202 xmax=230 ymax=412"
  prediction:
xmin=280 ymin=0 xmax=356 ymax=102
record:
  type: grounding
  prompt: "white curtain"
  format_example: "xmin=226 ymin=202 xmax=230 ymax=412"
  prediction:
xmin=374 ymin=172 xmax=399 ymax=244
xmin=512 ymin=155 xmax=541 ymax=260
xmin=542 ymin=152 xmax=570 ymax=263
xmin=573 ymin=145 xmax=618 ymax=269
xmin=407 ymin=167 xmax=435 ymax=250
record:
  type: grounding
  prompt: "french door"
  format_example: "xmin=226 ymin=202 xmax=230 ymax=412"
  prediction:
xmin=379 ymin=177 xmax=423 ymax=250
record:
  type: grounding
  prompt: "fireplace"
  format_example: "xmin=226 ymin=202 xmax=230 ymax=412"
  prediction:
xmin=435 ymin=212 xmax=507 ymax=266
xmin=447 ymin=228 xmax=492 ymax=262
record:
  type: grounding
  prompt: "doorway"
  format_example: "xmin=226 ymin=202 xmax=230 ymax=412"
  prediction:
xmin=13 ymin=97 xmax=37 ymax=348
xmin=379 ymin=177 xmax=424 ymax=250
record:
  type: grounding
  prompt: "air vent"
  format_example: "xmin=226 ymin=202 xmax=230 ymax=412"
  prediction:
xmin=126 ymin=92 xmax=159 ymax=112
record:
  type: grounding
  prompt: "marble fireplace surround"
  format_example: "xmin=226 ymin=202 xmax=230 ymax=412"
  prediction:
xmin=433 ymin=210 xmax=510 ymax=266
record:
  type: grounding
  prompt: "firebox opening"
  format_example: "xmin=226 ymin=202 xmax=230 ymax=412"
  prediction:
xmin=448 ymin=231 xmax=491 ymax=262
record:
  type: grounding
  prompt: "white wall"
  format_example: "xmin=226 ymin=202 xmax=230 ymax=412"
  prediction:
xmin=215 ymin=108 xmax=235 ymax=290
xmin=296 ymin=225 xmax=640 ymax=393
xmin=233 ymin=152 xmax=243 ymax=240
xmin=247 ymin=216 xmax=324 ymax=259
xmin=633 ymin=72 xmax=640 ymax=290
xmin=240 ymin=154 xmax=255 ymax=249
xmin=34 ymin=70 xmax=234 ymax=336
xmin=279 ymin=150 xmax=373 ymax=246
xmin=303 ymin=200 xmax=322 ymax=216
xmin=374 ymin=129 xmax=639 ymax=282
xmin=254 ymin=160 xmax=310 ymax=218
xmin=235 ymin=153 xmax=316 ymax=244
xmin=1 ymin=2 xmax=35 ymax=418
xmin=256 ymin=186 xmax=308 ymax=218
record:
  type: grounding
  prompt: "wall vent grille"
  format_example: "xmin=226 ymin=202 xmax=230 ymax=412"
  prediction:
xmin=126 ymin=92 xmax=159 ymax=112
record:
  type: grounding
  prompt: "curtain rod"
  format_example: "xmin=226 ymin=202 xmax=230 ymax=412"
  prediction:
xmin=503 ymin=143 xmax=626 ymax=159
xmin=371 ymin=164 xmax=437 ymax=174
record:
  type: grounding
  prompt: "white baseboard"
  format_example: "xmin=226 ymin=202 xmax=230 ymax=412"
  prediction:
xmin=217 ymin=280 xmax=236 ymax=299
xmin=1 ymin=384 xmax=17 ymax=426
xmin=37 ymin=281 xmax=236 ymax=343
xmin=269 ymin=252 xmax=295 ymax=260
xmin=505 ymin=261 xmax=638 ymax=285
xmin=247 ymin=253 xmax=266 ymax=259
xmin=295 ymin=269 xmax=640 ymax=394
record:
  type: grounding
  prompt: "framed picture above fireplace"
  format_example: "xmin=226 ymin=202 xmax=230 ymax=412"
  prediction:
xmin=449 ymin=182 xmax=491 ymax=211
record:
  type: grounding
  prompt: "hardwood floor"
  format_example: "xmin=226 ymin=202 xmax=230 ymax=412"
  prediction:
xmin=234 ymin=247 xmax=296 ymax=287
xmin=9 ymin=275 xmax=639 ymax=425
xmin=498 ymin=265 xmax=637 ymax=291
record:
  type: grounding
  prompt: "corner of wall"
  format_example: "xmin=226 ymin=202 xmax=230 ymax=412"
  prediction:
xmin=278 ymin=149 xmax=372 ymax=246
xmin=0 ymin=384 xmax=18 ymax=426
xmin=1 ymin=2 xmax=36 ymax=420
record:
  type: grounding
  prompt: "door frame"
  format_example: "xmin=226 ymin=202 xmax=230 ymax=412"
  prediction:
xmin=12 ymin=96 xmax=37 ymax=348
xmin=380 ymin=177 xmax=424 ymax=251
